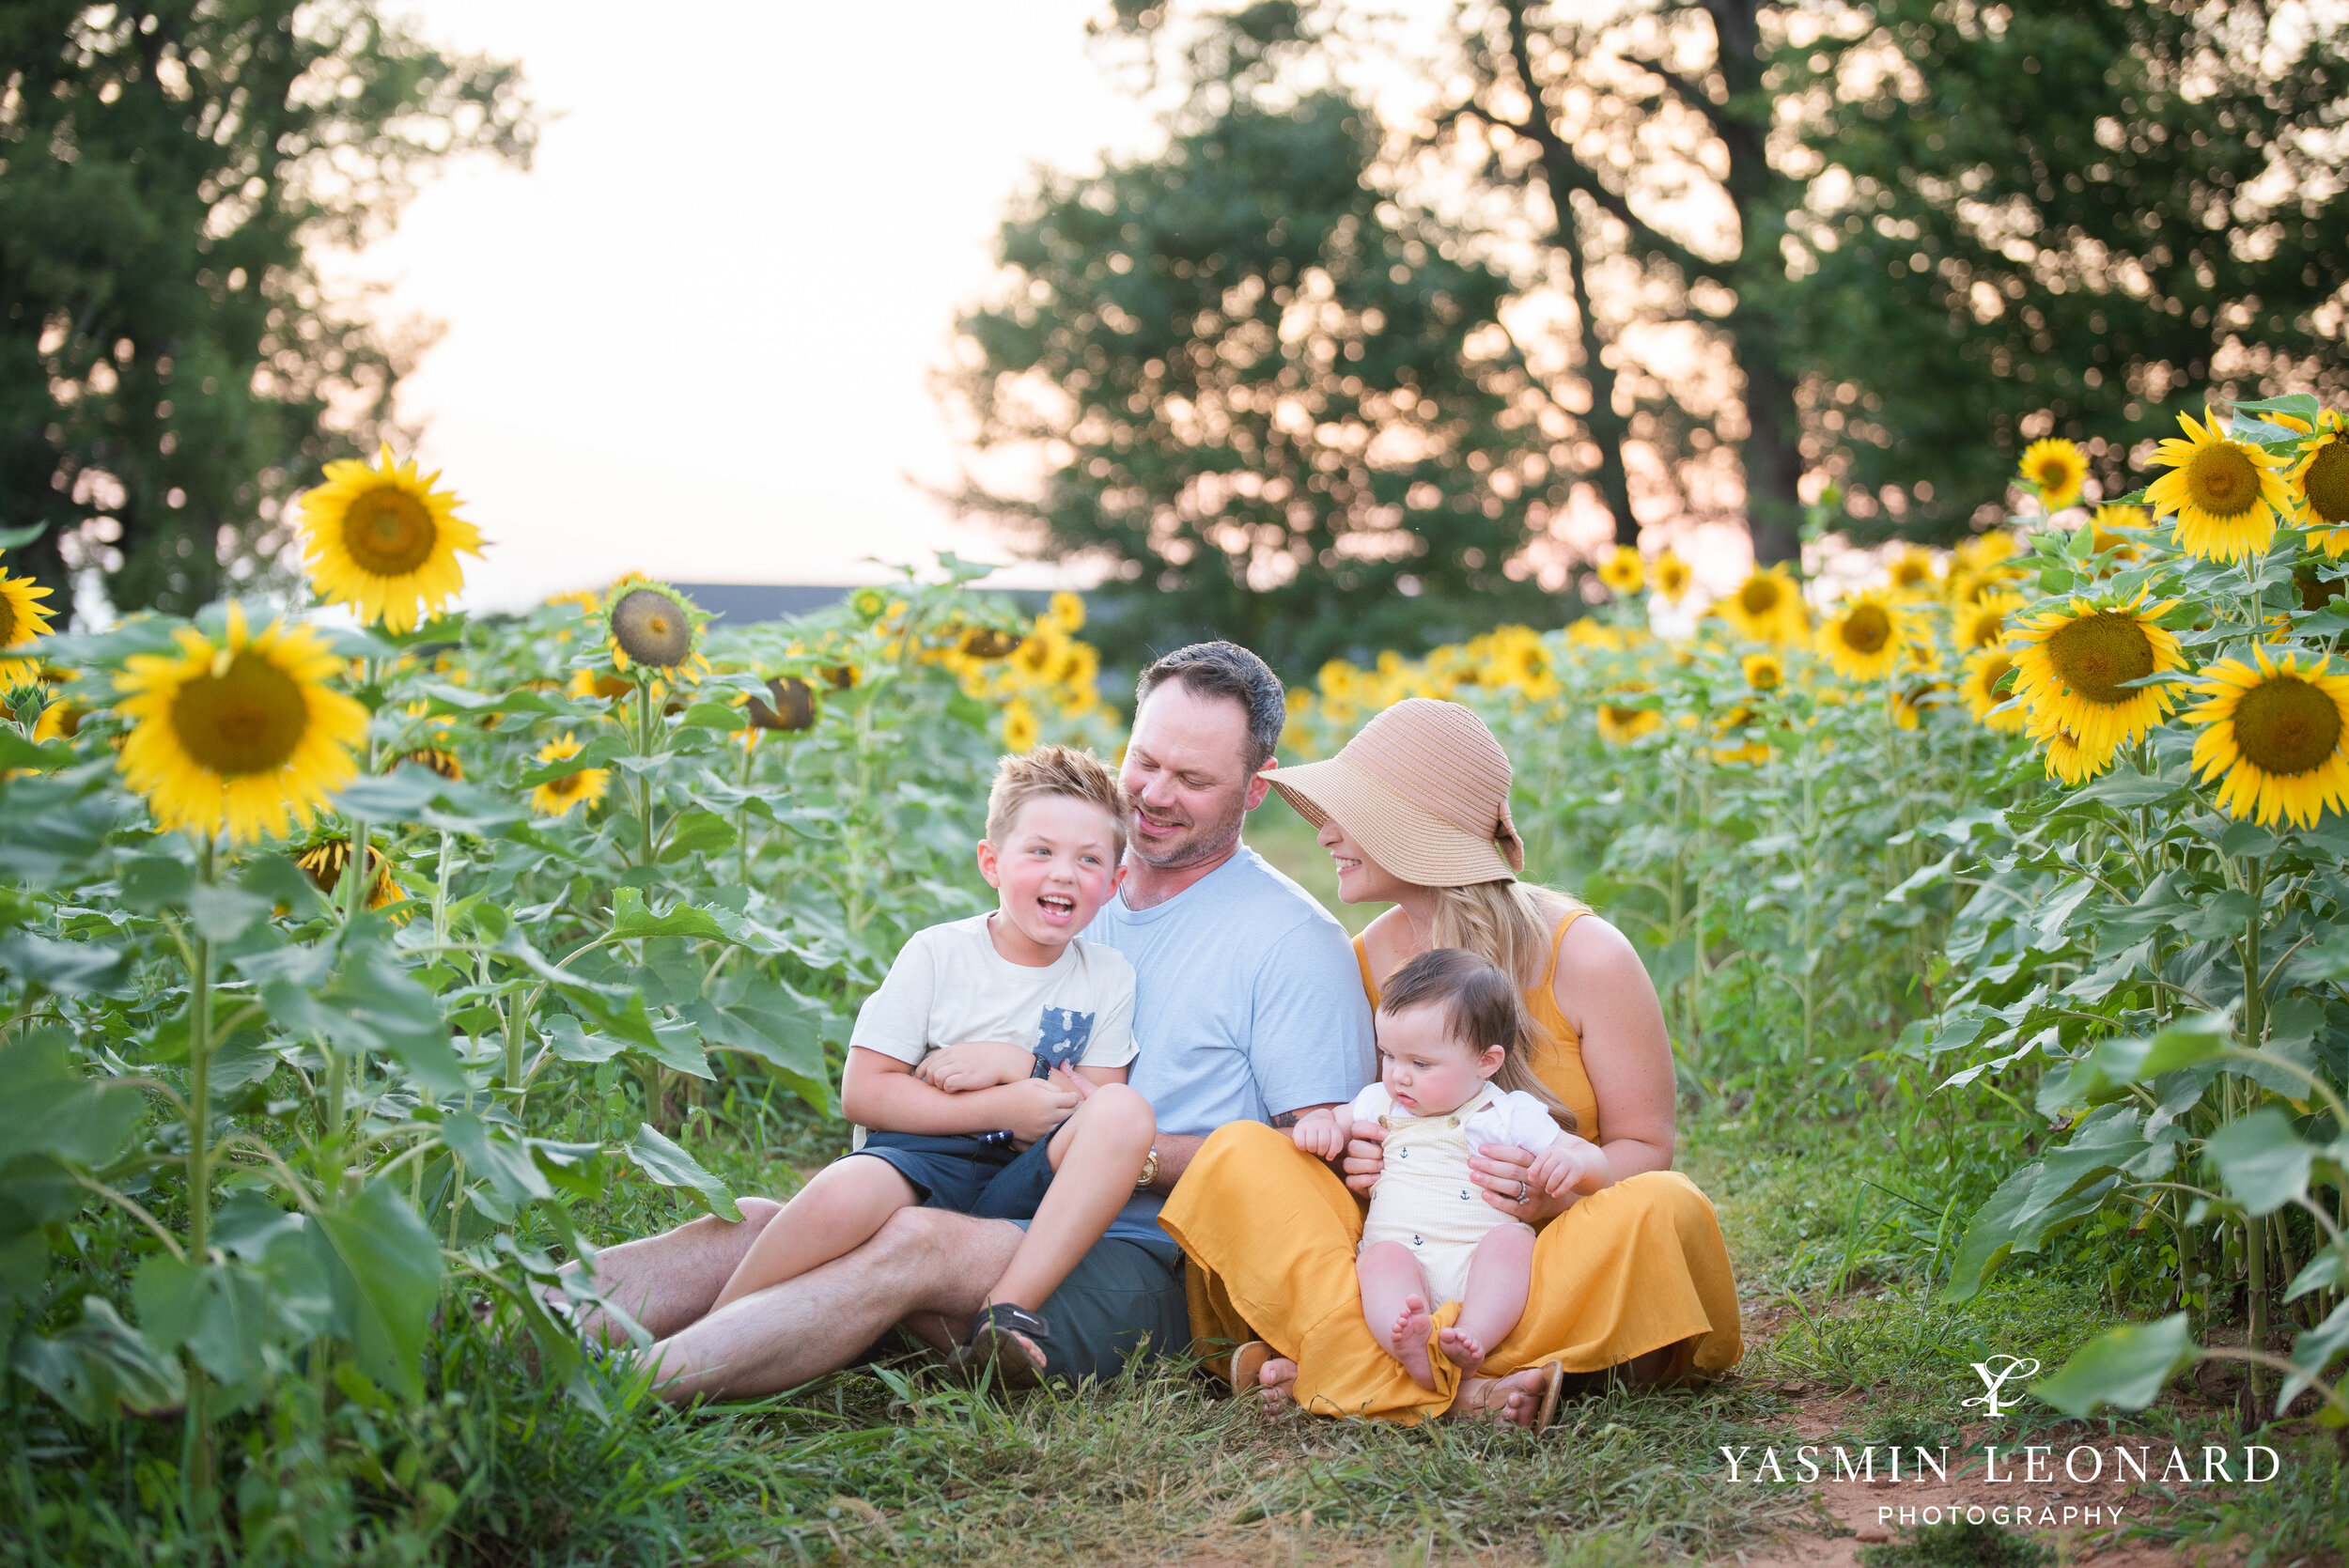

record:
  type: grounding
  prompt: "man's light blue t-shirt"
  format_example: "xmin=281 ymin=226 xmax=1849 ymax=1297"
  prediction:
xmin=1081 ymin=842 xmax=1377 ymax=1259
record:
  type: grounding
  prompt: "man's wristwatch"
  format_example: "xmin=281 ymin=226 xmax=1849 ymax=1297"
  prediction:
xmin=1134 ymin=1145 xmax=1160 ymax=1189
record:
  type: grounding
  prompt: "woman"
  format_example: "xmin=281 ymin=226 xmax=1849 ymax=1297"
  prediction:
xmin=1157 ymin=697 xmax=1741 ymax=1426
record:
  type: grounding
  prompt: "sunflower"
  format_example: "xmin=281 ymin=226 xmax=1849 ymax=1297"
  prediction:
xmin=958 ymin=626 xmax=1023 ymax=660
xmin=396 ymin=747 xmax=462 ymax=782
xmin=1816 ymin=589 xmax=1913 ymax=682
xmin=1952 ymin=530 xmax=2019 ymax=577
xmin=1961 ymin=647 xmax=2029 ymax=732
xmin=296 ymin=444 xmax=481 ymax=633
xmin=0 ymin=566 xmax=57 ymax=685
xmin=1046 ymin=590 xmax=1087 ymax=634
xmin=2019 ymin=438 xmax=2089 ymax=512
xmin=2185 ymin=645 xmax=2349 ymax=828
xmin=296 ymin=836 xmax=408 ymax=916
xmin=2145 ymin=405 xmax=2291 ymax=563
xmin=2041 ymin=726 xmax=2110 ymax=786
xmin=114 ymin=603 xmax=368 ymax=844
xmin=1718 ymin=566 xmax=1806 ymax=644
xmin=1650 ymin=550 xmax=1692 ymax=604
xmin=1886 ymin=547 xmax=1940 ymax=598
xmin=747 ymin=675 xmax=817 ymax=733
xmin=1595 ymin=686 xmax=1662 ymax=745
xmin=1484 ymin=627 xmax=1553 ymax=691
xmin=1596 ymin=546 xmax=1645 ymax=597
xmin=1954 ymin=590 xmax=2023 ymax=652
xmin=567 ymin=667 xmax=633 ymax=702
xmin=1711 ymin=706 xmax=1770 ymax=765
xmin=2089 ymin=505 xmax=2146 ymax=562
xmin=32 ymin=695 xmax=85 ymax=743
xmin=2285 ymin=410 xmax=2349 ymax=554
xmin=1742 ymin=652 xmax=1785 ymax=691
xmin=529 ymin=733 xmax=609 ymax=817
xmin=1002 ymin=698 xmax=1040 ymax=753
xmin=608 ymin=582 xmax=701 ymax=672
xmin=2009 ymin=591 xmax=2186 ymax=759
xmin=543 ymin=589 xmax=601 ymax=615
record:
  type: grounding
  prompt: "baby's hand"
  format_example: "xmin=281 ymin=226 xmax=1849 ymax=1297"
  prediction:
xmin=915 ymin=1040 xmax=1034 ymax=1093
xmin=1528 ymin=1132 xmax=1606 ymax=1198
xmin=1288 ymin=1109 xmax=1348 ymax=1161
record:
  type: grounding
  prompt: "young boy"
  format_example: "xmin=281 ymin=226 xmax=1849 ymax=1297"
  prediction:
xmin=704 ymin=744 xmax=1157 ymax=1385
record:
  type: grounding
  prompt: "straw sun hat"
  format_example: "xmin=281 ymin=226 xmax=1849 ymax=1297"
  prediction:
xmin=1268 ymin=697 xmax=1525 ymax=889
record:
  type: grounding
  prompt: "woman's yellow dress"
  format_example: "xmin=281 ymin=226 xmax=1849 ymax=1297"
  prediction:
xmin=1156 ymin=910 xmax=1742 ymax=1422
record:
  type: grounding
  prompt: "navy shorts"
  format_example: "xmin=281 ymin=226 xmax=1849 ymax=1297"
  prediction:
xmin=854 ymin=1131 xmax=1061 ymax=1221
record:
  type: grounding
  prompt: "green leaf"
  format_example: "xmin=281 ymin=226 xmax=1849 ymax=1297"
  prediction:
xmin=260 ymin=936 xmax=464 ymax=1094
xmin=188 ymin=878 xmax=272 ymax=941
xmin=335 ymin=769 xmax=527 ymax=835
xmin=677 ymin=701 xmax=747 ymax=730
xmin=1940 ymin=1162 xmax=2039 ymax=1303
xmin=117 ymin=852 xmax=194 ymax=911
xmin=10 ymin=1296 xmax=185 ymax=1422
xmin=2285 ymin=1246 xmax=2346 ymax=1303
xmin=660 ymin=810 xmax=738 ymax=861
xmin=0 ymin=732 xmax=70 ymax=773
xmin=0 ymin=522 xmax=48 ymax=550
xmin=2031 ymin=1314 xmax=2196 ymax=1416
xmin=684 ymin=995 xmax=831 ymax=1110
xmin=313 ymin=1180 xmax=443 ymax=1403
xmin=132 ymin=1254 xmax=268 ymax=1389
xmin=443 ymin=1110 xmax=553 ymax=1205
xmin=623 ymin=1124 xmax=741 ymax=1221
xmin=608 ymin=887 xmax=732 ymax=942
xmin=0 ymin=1030 xmax=145 ymax=1168
xmin=542 ymin=1012 xmax=628 ymax=1063
xmin=2205 ymin=1109 xmax=2314 ymax=1217
xmin=0 ymin=931 xmax=129 ymax=994
xmin=2282 ymin=1297 xmax=2349 ymax=1410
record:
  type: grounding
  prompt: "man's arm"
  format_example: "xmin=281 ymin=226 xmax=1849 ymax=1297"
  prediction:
xmin=1143 ymin=1100 xmax=1345 ymax=1195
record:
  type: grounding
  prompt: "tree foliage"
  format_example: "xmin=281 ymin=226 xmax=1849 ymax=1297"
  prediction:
xmin=1791 ymin=0 xmax=2349 ymax=541
xmin=0 ymin=1 xmax=533 ymax=615
xmin=948 ymin=80 xmax=1566 ymax=674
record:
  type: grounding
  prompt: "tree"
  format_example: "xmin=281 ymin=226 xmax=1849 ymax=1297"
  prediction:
xmin=0 ymin=1 xmax=533 ymax=614
xmin=1790 ymin=0 xmax=2349 ymax=540
xmin=946 ymin=83 xmax=1567 ymax=673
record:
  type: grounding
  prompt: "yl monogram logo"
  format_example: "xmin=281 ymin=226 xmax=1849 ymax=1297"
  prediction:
xmin=1963 ymin=1354 xmax=2042 ymax=1419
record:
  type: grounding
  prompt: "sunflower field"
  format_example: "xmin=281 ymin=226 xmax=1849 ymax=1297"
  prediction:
xmin=0 ymin=395 xmax=2345 ymax=1561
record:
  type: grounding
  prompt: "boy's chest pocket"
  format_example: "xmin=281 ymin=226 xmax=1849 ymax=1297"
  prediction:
xmin=1034 ymin=1006 xmax=1097 ymax=1071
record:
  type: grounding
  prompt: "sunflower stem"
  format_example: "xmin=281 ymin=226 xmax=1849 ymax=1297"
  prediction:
xmin=184 ymin=832 xmax=217 ymax=1515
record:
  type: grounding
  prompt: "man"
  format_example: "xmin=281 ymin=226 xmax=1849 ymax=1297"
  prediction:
xmin=568 ymin=641 xmax=1373 ymax=1398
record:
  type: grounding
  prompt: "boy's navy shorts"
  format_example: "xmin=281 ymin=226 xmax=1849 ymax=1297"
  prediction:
xmin=853 ymin=1131 xmax=1060 ymax=1220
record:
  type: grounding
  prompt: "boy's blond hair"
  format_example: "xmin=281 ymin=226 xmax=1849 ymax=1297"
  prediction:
xmin=985 ymin=743 xmax=1129 ymax=857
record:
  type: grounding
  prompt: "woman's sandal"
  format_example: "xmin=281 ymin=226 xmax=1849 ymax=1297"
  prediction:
xmin=943 ymin=1302 xmax=1051 ymax=1390
xmin=1532 ymin=1358 xmax=1565 ymax=1430
xmin=1226 ymin=1340 xmax=1272 ymax=1394
xmin=1461 ymin=1359 xmax=1565 ymax=1428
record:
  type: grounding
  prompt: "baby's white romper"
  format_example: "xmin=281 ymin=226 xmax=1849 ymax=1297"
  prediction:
xmin=1355 ymin=1080 xmax=1564 ymax=1307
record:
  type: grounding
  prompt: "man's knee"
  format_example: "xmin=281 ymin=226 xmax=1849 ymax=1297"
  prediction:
xmin=736 ymin=1195 xmax=785 ymax=1230
xmin=868 ymin=1205 xmax=1015 ymax=1274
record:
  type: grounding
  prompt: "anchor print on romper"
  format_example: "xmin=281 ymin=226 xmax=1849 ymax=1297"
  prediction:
xmin=1034 ymin=1006 xmax=1097 ymax=1074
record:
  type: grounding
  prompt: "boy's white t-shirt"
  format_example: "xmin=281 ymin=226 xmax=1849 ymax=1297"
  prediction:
xmin=846 ymin=913 xmax=1139 ymax=1146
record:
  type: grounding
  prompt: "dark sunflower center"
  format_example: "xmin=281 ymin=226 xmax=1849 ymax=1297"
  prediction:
xmin=2233 ymin=675 xmax=2342 ymax=777
xmin=2186 ymin=444 xmax=2259 ymax=518
xmin=0 ymin=595 xmax=17 ymax=645
xmin=171 ymin=650 xmax=308 ymax=776
xmin=342 ymin=487 xmax=438 ymax=576
xmin=1977 ymin=653 xmax=2015 ymax=695
xmin=1964 ymin=608 xmax=2004 ymax=648
xmin=1840 ymin=604 xmax=1892 ymax=655
xmin=544 ymin=769 xmax=584 ymax=800
xmin=2031 ymin=456 xmax=2074 ymax=490
xmin=1604 ymin=706 xmax=1641 ymax=725
xmin=2046 ymin=612 xmax=2155 ymax=704
xmin=2303 ymin=441 xmax=2349 ymax=526
xmin=2297 ymin=568 xmax=2344 ymax=613
xmin=1750 ymin=663 xmax=1782 ymax=691
xmin=1894 ymin=562 xmax=1929 ymax=587
xmin=1740 ymin=580 xmax=1781 ymax=615
xmin=611 ymin=589 xmax=692 ymax=667
xmin=749 ymin=676 xmax=817 ymax=732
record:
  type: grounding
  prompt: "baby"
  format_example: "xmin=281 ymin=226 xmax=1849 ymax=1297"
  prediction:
xmin=1288 ymin=947 xmax=1594 ymax=1389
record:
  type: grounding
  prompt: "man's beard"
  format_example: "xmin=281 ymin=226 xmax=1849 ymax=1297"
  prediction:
xmin=1129 ymin=791 xmax=1248 ymax=871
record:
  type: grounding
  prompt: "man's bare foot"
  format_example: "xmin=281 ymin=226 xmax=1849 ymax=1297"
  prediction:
xmin=1387 ymin=1295 xmax=1437 ymax=1389
xmin=1256 ymin=1356 xmax=1298 ymax=1415
xmin=1437 ymin=1325 xmax=1487 ymax=1375
xmin=1445 ymin=1365 xmax=1550 ymax=1427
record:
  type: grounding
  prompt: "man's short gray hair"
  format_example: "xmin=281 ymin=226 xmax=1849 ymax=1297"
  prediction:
xmin=1136 ymin=641 xmax=1287 ymax=772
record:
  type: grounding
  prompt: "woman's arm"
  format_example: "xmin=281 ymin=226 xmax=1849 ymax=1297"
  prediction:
xmin=1467 ymin=913 xmax=1676 ymax=1219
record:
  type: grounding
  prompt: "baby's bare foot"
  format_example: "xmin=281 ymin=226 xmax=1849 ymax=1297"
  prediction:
xmin=1388 ymin=1295 xmax=1437 ymax=1389
xmin=1437 ymin=1325 xmax=1486 ymax=1375
xmin=1256 ymin=1356 xmax=1298 ymax=1416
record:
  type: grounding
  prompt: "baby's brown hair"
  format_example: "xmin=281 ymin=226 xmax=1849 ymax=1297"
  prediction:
xmin=1378 ymin=947 xmax=1578 ymax=1134
xmin=985 ymin=743 xmax=1129 ymax=857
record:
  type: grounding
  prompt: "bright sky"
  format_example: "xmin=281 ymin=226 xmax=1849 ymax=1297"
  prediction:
xmin=344 ymin=2 xmax=1162 ymax=612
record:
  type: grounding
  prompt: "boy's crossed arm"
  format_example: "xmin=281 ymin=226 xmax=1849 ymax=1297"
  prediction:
xmin=843 ymin=1047 xmax=1089 ymax=1145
